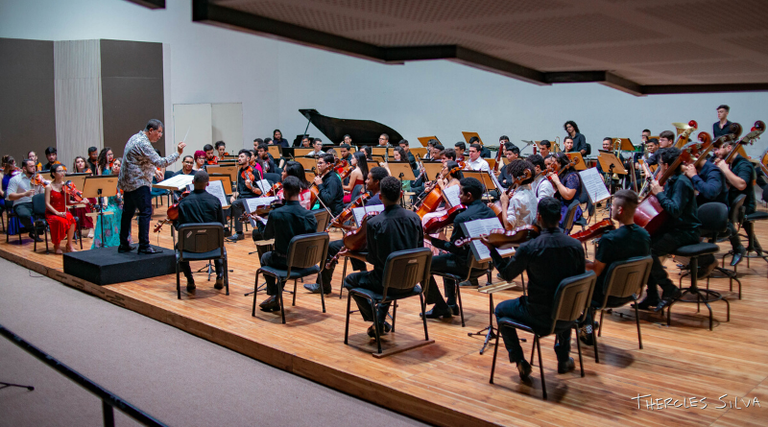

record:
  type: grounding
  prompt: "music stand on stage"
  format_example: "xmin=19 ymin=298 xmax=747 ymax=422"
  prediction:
xmin=295 ymin=157 xmax=317 ymax=171
xmin=462 ymin=170 xmax=497 ymax=199
xmin=206 ymin=164 xmax=237 ymax=183
xmin=597 ymin=151 xmax=627 ymax=176
xmin=82 ymin=175 xmax=118 ymax=247
xmin=294 ymin=148 xmax=313 ymax=157
xmin=421 ymin=161 xmax=444 ymax=182
xmin=565 ymin=152 xmax=587 ymax=171
xmin=268 ymin=145 xmax=281 ymax=160
xmin=387 ymin=161 xmax=415 ymax=206
xmin=417 ymin=136 xmax=439 ymax=147
xmin=208 ymin=173 xmax=234 ymax=196
xmin=611 ymin=138 xmax=635 ymax=152
xmin=366 ymin=160 xmax=381 ymax=171
xmin=462 ymin=131 xmax=483 ymax=146
xmin=410 ymin=147 xmax=428 ymax=160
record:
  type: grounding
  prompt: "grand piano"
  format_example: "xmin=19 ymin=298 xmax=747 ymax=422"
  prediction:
xmin=295 ymin=109 xmax=404 ymax=147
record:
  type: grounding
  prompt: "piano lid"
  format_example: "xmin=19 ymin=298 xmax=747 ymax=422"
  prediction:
xmin=299 ymin=109 xmax=404 ymax=147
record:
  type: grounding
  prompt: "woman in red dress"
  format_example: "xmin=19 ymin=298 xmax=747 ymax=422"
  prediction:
xmin=45 ymin=164 xmax=77 ymax=254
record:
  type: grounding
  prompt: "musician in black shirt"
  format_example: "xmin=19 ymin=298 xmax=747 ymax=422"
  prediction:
xmin=716 ymin=141 xmax=756 ymax=266
xmin=175 ymin=170 xmax=227 ymax=292
xmin=343 ymin=176 xmax=424 ymax=337
xmin=227 ymin=149 xmax=261 ymax=242
xmin=640 ymin=147 xmax=707 ymax=312
xmin=313 ymin=154 xmax=344 ymax=216
xmin=424 ymin=178 xmax=496 ymax=319
xmin=713 ymin=105 xmax=733 ymax=140
xmin=485 ymin=197 xmax=585 ymax=379
xmin=308 ymin=166 xmax=388 ymax=294
xmin=258 ymin=176 xmax=318 ymax=312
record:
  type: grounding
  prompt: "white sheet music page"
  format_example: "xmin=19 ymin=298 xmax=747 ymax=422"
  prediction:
xmin=245 ymin=197 xmax=278 ymax=213
xmin=205 ymin=180 xmax=230 ymax=208
xmin=255 ymin=179 xmax=271 ymax=195
xmin=579 ymin=167 xmax=611 ymax=204
xmin=442 ymin=185 xmax=461 ymax=208
xmin=155 ymin=173 xmax=194 ymax=190
xmin=352 ymin=205 xmax=385 ymax=227
xmin=463 ymin=217 xmax=515 ymax=262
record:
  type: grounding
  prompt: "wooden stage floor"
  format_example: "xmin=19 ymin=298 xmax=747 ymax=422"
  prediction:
xmin=2 ymin=204 xmax=768 ymax=426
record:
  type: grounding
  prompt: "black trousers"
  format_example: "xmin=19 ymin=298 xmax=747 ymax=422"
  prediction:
xmin=426 ymin=253 xmax=467 ymax=309
xmin=343 ymin=271 xmax=412 ymax=324
xmin=180 ymin=259 xmax=224 ymax=280
xmin=320 ymin=240 xmax=366 ymax=292
xmin=13 ymin=202 xmax=34 ymax=231
xmin=647 ymin=229 xmax=699 ymax=299
xmin=260 ymin=251 xmax=288 ymax=296
xmin=231 ymin=198 xmax=248 ymax=234
xmin=121 ymin=186 xmax=152 ymax=249
xmin=495 ymin=297 xmax=572 ymax=363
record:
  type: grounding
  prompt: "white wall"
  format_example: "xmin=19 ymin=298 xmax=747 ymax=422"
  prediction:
xmin=2 ymin=0 xmax=766 ymax=160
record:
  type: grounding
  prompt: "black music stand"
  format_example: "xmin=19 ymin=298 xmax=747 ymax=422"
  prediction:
xmin=82 ymin=175 xmax=118 ymax=247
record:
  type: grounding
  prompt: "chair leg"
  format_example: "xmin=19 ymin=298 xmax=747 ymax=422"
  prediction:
xmin=391 ymin=301 xmax=397 ymax=332
xmin=456 ymin=282 xmax=465 ymax=327
xmin=536 ymin=336 xmax=546 ymax=400
xmin=576 ymin=327 xmax=585 ymax=377
xmin=634 ymin=301 xmax=643 ymax=350
xmin=489 ymin=325 xmax=501 ymax=384
xmin=319 ymin=275 xmax=326 ymax=313
xmin=252 ymin=271 xmax=260 ymax=316
xmin=592 ymin=310 xmax=600 ymax=364
xmin=373 ymin=300 xmax=382 ymax=354
xmin=292 ymin=279 xmax=297 ymax=306
xmin=224 ymin=258 xmax=230 ymax=295
xmin=176 ymin=261 xmax=181 ymax=300
xmin=339 ymin=257 xmax=349 ymax=299
xmin=344 ymin=293 xmax=352 ymax=345
xmin=279 ymin=280 xmax=286 ymax=324
xmin=420 ymin=294 xmax=429 ymax=341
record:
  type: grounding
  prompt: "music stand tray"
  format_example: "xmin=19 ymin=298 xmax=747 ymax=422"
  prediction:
xmin=565 ymin=152 xmax=587 ymax=171
xmin=83 ymin=175 xmax=119 ymax=246
xmin=462 ymin=170 xmax=497 ymax=192
xmin=417 ymin=136 xmax=439 ymax=147
xmin=597 ymin=151 xmax=627 ymax=175
xmin=387 ymin=162 xmax=415 ymax=181
xmin=421 ymin=161 xmax=444 ymax=182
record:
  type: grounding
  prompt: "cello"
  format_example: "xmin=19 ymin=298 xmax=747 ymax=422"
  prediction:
xmin=720 ymin=121 xmax=765 ymax=165
xmin=413 ymin=165 xmax=461 ymax=219
xmin=325 ymin=211 xmax=378 ymax=270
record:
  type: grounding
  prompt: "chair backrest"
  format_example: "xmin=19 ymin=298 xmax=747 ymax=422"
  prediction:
xmin=178 ymin=223 xmax=225 ymax=257
xmin=729 ymin=194 xmax=746 ymax=225
xmin=597 ymin=256 xmax=653 ymax=309
xmin=699 ymin=202 xmax=728 ymax=239
xmin=381 ymin=247 xmax=432 ymax=299
xmin=287 ymin=232 xmax=329 ymax=270
xmin=313 ymin=210 xmax=330 ymax=232
xmin=549 ymin=271 xmax=596 ymax=333
xmin=561 ymin=199 xmax=580 ymax=232
xmin=32 ymin=193 xmax=46 ymax=216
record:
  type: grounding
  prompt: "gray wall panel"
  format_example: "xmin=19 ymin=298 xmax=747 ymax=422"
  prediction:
xmin=0 ymin=38 xmax=56 ymax=164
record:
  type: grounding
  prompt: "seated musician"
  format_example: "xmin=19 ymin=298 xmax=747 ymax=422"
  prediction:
xmin=528 ymin=154 xmax=555 ymax=201
xmin=309 ymin=166 xmax=389 ymax=295
xmin=171 ymin=155 xmax=196 ymax=201
xmin=638 ymin=147 xmax=710 ymax=311
xmin=454 ymin=142 xmax=466 ymax=163
xmin=343 ymin=152 xmax=368 ymax=204
xmin=204 ymin=144 xmax=217 ymax=165
xmin=581 ymin=189 xmax=650 ymax=344
xmin=399 ymin=140 xmax=418 ymax=170
xmin=256 ymin=143 xmax=280 ymax=183
xmin=339 ymin=142 xmax=353 ymax=164
xmin=469 ymin=136 xmax=491 ymax=158
xmin=495 ymin=160 xmax=537 ymax=230
xmin=308 ymin=139 xmax=325 ymax=157
xmin=547 ymin=152 xmax=582 ymax=230
xmin=483 ymin=197 xmax=585 ymax=379
xmin=538 ymin=140 xmax=551 ymax=158
xmin=715 ymin=140 xmax=756 ymax=266
xmin=563 ymin=137 xmax=574 ymax=153
xmin=227 ymin=149 xmax=261 ymax=242
xmin=596 ymin=137 xmax=625 ymax=188
xmin=193 ymin=150 xmax=207 ymax=171
xmin=424 ymin=177 xmax=496 ymax=319
xmin=313 ymin=154 xmax=344 ymax=217
xmin=87 ymin=147 xmax=99 ymax=176
xmin=441 ymin=148 xmax=457 ymax=166
xmin=175 ymin=170 xmax=227 ymax=292
xmin=343 ymin=176 xmax=423 ymax=337
xmin=257 ymin=176 xmax=318 ymax=312
xmin=42 ymin=146 xmax=58 ymax=172
xmin=421 ymin=161 xmax=464 ymax=239
xmin=497 ymin=143 xmax=521 ymax=189
xmin=7 ymin=158 xmax=46 ymax=242
xmin=215 ymin=140 xmax=227 ymax=160
xmin=377 ymin=133 xmax=389 ymax=147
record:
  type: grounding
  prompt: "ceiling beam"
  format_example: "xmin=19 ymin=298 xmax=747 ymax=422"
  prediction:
xmin=643 ymin=83 xmax=768 ymax=95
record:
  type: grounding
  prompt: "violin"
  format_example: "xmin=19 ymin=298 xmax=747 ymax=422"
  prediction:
xmin=62 ymin=180 xmax=97 ymax=211
xmin=329 ymin=192 xmax=370 ymax=230
xmin=241 ymin=167 xmax=262 ymax=196
xmin=266 ymin=182 xmax=282 ymax=197
xmin=240 ymin=199 xmax=285 ymax=222
xmin=154 ymin=190 xmax=190 ymax=232
xmin=325 ymin=211 xmax=379 ymax=270
xmin=32 ymin=173 xmax=46 ymax=187
xmin=307 ymin=166 xmax=322 ymax=208
xmin=207 ymin=158 xmax=218 ymax=166
xmin=454 ymin=225 xmax=541 ymax=250
xmin=423 ymin=204 xmax=466 ymax=234
xmin=569 ymin=219 xmax=615 ymax=243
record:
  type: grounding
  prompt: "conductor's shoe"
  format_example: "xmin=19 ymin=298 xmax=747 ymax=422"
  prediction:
xmin=557 ymin=357 xmax=575 ymax=374
xmin=117 ymin=244 xmax=136 ymax=253
xmin=138 ymin=247 xmax=163 ymax=255
xmin=259 ymin=295 xmax=280 ymax=312
xmin=214 ymin=276 xmax=225 ymax=290
xmin=304 ymin=282 xmax=331 ymax=295
xmin=516 ymin=359 xmax=532 ymax=380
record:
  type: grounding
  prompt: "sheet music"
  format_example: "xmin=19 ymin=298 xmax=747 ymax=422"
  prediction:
xmin=205 ymin=180 xmax=229 ymax=208
xmin=255 ymin=179 xmax=271 ymax=194
xmin=579 ymin=167 xmax=611 ymax=204
xmin=352 ymin=205 xmax=385 ymax=227
xmin=155 ymin=173 xmax=194 ymax=190
xmin=442 ymin=184 xmax=461 ymax=208
xmin=461 ymin=217 xmax=515 ymax=262
xmin=245 ymin=196 xmax=278 ymax=213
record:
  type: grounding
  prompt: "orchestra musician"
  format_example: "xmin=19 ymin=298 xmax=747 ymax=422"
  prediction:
xmin=377 ymin=133 xmax=390 ymax=147
xmin=215 ymin=140 xmax=227 ymax=160
xmin=308 ymin=139 xmax=325 ymax=157
xmin=399 ymin=140 xmax=418 ymax=170
xmin=7 ymin=159 xmax=46 ymax=242
xmin=641 ymin=129 xmax=651 ymax=144
xmin=175 ymin=170 xmax=227 ymax=293
xmin=313 ymin=154 xmax=345 ymax=217
xmin=257 ymin=176 xmax=318 ymax=312
xmin=172 ymin=155 xmax=196 ymax=201
xmin=42 ymin=147 xmax=58 ymax=172
xmin=637 ymin=147 xmax=712 ymax=311
xmin=715 ymin=140 xmax=756 ymax=266
xmin=423 ymin=178 xmax=496 ymax=319
xmin=468 ymin=136 xmax=491 ymax=158
xmin=44 ymin=164 xmax=78 ymax=254
xmin=454 ymin=142 xmax=467 ymax=163
xmin=272 ymin=129 xmax=290 ymax=149
xmin=494 ymin=160 xmax=538 ymax=230
xmin=193 ymin=150 xmax=207 ymax=171
xmin=497 ymin=143 xmax=521 ymax=189
xmin=256 ymin=143 xmax=280 ymax=183
xmin=343 ymin=152 xmax=368 ymax=204
xmin=564 ymin=120 xmax=589 ymax=156
xmin=713 ymin=105 xmax=733 ymax=139
xmin=683 ymin=153 xmax=726 ymax=207
xmin=581 ymin=189 xmax=650 ymax=345
xmin=309 ymin=166 xmax=390 ymax=295
xmin=87 ymin=147 xmax=99 ymax=175
xmin=227 ymin=149 xmax=261 ymax=242
xmin=339 ymin=143 xmax=353 ymax=164
xmin=483 ymin=197 xmax=585 ymax=379
xmin=204 ymin=144 xmax=217 ymax=165
xmin=343 ymin=176 xmax=424 ymax=338
xmin=563 ymin=137 xmax=574 ymax=153
xmin=547 ymin=152 xmax=582 ymax=230
xmin=27 ymin=151 xmax=42 ymax=172
xmin=527 ymin=154 xmax=555 ymax=201
xmin=97 ymin=147 xmax=115 ymax=176
xmin=465 ymin=143 xmax=502 ymax=193
xmin=538 ymin=140 xmax=551 ymax=158
xmin=117 ymin=119 xmax=185 ymax=254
